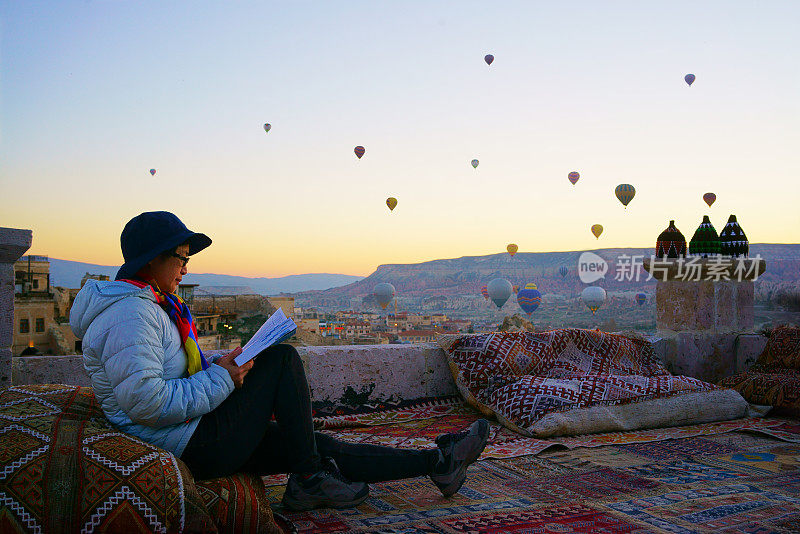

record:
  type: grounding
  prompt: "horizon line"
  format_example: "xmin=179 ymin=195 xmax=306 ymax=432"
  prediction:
xmin=35 ymin=241 xmax=800 ymax=279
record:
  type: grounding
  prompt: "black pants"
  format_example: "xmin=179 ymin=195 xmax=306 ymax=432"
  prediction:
xmin=181 ymin=344 xmax=439 ymax=482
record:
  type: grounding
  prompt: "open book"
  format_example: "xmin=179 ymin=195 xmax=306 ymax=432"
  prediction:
xmin=234 ymin=308 xmax=297 ymax=366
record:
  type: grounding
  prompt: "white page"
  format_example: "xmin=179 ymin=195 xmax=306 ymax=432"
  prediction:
xmin=234 ymin=309 xmax=296 ymax=366
xmin=243 ymin=308 xmax=287 ymax=351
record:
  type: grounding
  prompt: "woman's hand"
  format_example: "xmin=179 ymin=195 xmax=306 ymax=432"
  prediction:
xmin=215 ymin=347 xmax=254 ymax=388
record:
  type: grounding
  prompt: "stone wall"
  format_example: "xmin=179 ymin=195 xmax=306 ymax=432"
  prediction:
xmin=298 ymin=344 xmax=456 ymax=407
xmin=192 ymin=294 xmax=272 ymax=315
xmin=1 ymin=228 xmax=33 ymax=388
xmin=651 ymin=333 xmax=767 ymax=383
xmin=655 ymin=280 xmax=755 ymax=334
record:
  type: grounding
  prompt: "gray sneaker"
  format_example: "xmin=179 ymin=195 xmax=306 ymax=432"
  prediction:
xmin=281 ymin=458 xmax=369 ymax=511
xmin=430 ymin=419 xmax=490 ymax=497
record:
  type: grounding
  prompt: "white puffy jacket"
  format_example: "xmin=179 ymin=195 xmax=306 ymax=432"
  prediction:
xmin=70 ymin=280 xmax=234 ymax=456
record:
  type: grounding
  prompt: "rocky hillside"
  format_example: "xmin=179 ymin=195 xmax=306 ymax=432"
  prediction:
xmin=295 ymin=244 xmax=800 ymax=302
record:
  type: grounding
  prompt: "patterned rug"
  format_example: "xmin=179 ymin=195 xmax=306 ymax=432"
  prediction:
xmin=266 ymin=430 xmax=800 ymax=533
xmin=262 ymin=397 xmax=800 ymax=488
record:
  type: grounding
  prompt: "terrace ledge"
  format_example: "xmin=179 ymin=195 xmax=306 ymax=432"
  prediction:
xmin=12 ymin=337 xmax=767 ymax=403
xmin=12 ymin=344 xmax=459 ymax=406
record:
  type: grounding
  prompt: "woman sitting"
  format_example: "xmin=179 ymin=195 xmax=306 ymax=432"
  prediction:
xmin=70 ymin=211 xmax=489 ymax=511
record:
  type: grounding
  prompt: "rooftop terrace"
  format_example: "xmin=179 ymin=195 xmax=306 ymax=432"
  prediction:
xmin=2 ymin=227 xmax=799 ymax=533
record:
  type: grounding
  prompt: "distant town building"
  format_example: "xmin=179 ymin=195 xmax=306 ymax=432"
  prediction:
xmin=443 ymin=319 xmax=472 ymax=332
xmin=192 ymin=293 xmax=271 ymax=315
xmin=385 ymin=313 xmax=410 ymax=332
xmin=269 ymin=296 xmax=295 ymax=319
xmin=397 ymin=329 xmax=439 ymax=343
xmin=344 ymin=321 xmax=371 ymax=339
xmin=177 ymin=284 xmax=242 ymax=352
xmin=81 ymin=272 xmax=110 ymax=287
xmin=297 ymin=306 xmax=323 ymax=319
xmin=298 ymin=317 xmax=319 ymax=334
xmin=177 ymin=283 xmax=198 ymax=306
xmin=319 ymin=321 xmax=345 ymax=339
xmin=12 ymin=256 xmax=79 ymax=356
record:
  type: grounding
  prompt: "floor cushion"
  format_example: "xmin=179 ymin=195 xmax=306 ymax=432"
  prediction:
xmin=438 ymin=329 xmax=752 ymax=437
xmin=196 ymin=473 xmax=281 ymax=534
xmin=754 ymin=324 xmax=800 ymax=369
xmin=0 ymin=384 xmax=281 ymax=533
xmin=719 ymin=325 xmax=800 ymax=415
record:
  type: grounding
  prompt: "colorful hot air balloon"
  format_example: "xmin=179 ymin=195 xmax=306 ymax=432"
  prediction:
xmin=635 ymin=292 xmax=647 ymax=306
xmin=568 ymin=171 xmax=580 ymax=185
xmin=507 ymin=243 xmax=518 ymax=256
xmin=386 ymin=197 xmax=397 ymax=211
xmin=512 ymin=285 xmax=519 ymax=294
xmin=558 ymin=265 xmax=568 ymax=278
xmin=481 ymin=286 xmax=489 ymax=300
xmin=149 ymin=169 xmax=156 ymax=176
xmin=703 ymin=192 xmax=716 ymax=207
xmin=480 ymin=285 xmax=489 ymax=300
xmin=354 ymin=146 xmax=365 ymax=159
xmin=517 ymin=283 xmax=542 ymax=316
xmin=484 ymin=54 xmax=494 ymax=65
xmin=263 ymin=123 xmax=271 ymax=133
xmin=581 ymin=286 xmax=606 ymax=315
xmin=373 ymin=283 xmax=396 ymax=310
xmin=615 ymin=184 xmax=636 ymax=208
xmin=471 ymin=159 xmax=479 ymax=169
xmin=591 ymin=224 xmax=603 ymax=239
xmin=487 ymin=278 xmax=512 ymax=309
xmin=685 ymin=74 xmax=695 ymax=86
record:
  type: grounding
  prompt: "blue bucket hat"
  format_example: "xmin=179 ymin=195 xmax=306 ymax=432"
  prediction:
xmin=116 ymin=211 xmax=212 ymax=280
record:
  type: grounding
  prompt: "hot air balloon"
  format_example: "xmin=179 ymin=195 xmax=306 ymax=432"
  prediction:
xmin=386 ymin=197 xmax=397 ymax=211
xmin=507 ymin=244 xmax=518 ymax=256
xmin=480 ymin=285 xmax=489 ymax=300
xmin=517 ymin=283 xmax=542 ymax=316
xmin=373 ymin=283 xmax=396 ymax=310
xmin=703 ymin=192 xmax=716 ymax=207
xmin=558 ymin=265 xmax=568 ymax=278
xmin=615 ymin=184 xmax=636 ymax=208
xmin=568 ymin=171 xmax=580 ymax=185
xmin=512 ymin=285 xmax=519 ymax=294
xmin=263 ymin=123 xmax=271 ymax=133
xmin=581 ymin=286 xmax=606 ymax=315
xmin=487 ymin=278 xmax=512 ymax=309
xmin=484 ymin=54 xmax=494 ymax=65
xmin=635 ymin=293 xmax=647 ymax=306
xmin=354 ymin=146 xmax=365 ymax=159
xmin=149 ymin=169 xmax=156 ymax=176
xmin=591 ymin=224 xmax=603 ymax=239
xmin=685 ymin=74 xmax=695 ymax=86
xmin=471 ymin=159 xmax=479 ymax=169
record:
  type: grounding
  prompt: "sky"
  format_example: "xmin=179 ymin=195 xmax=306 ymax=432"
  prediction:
xmin=2 ymin=1 xmax=799 ymax=278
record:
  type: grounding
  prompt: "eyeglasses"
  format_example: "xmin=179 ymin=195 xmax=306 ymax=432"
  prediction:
xmin=170 ymin=252 xmax=190 ymax=268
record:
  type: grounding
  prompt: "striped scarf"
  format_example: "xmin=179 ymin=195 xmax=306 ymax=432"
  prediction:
xmin=122 ymin=279 xmax=209 ymax=375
